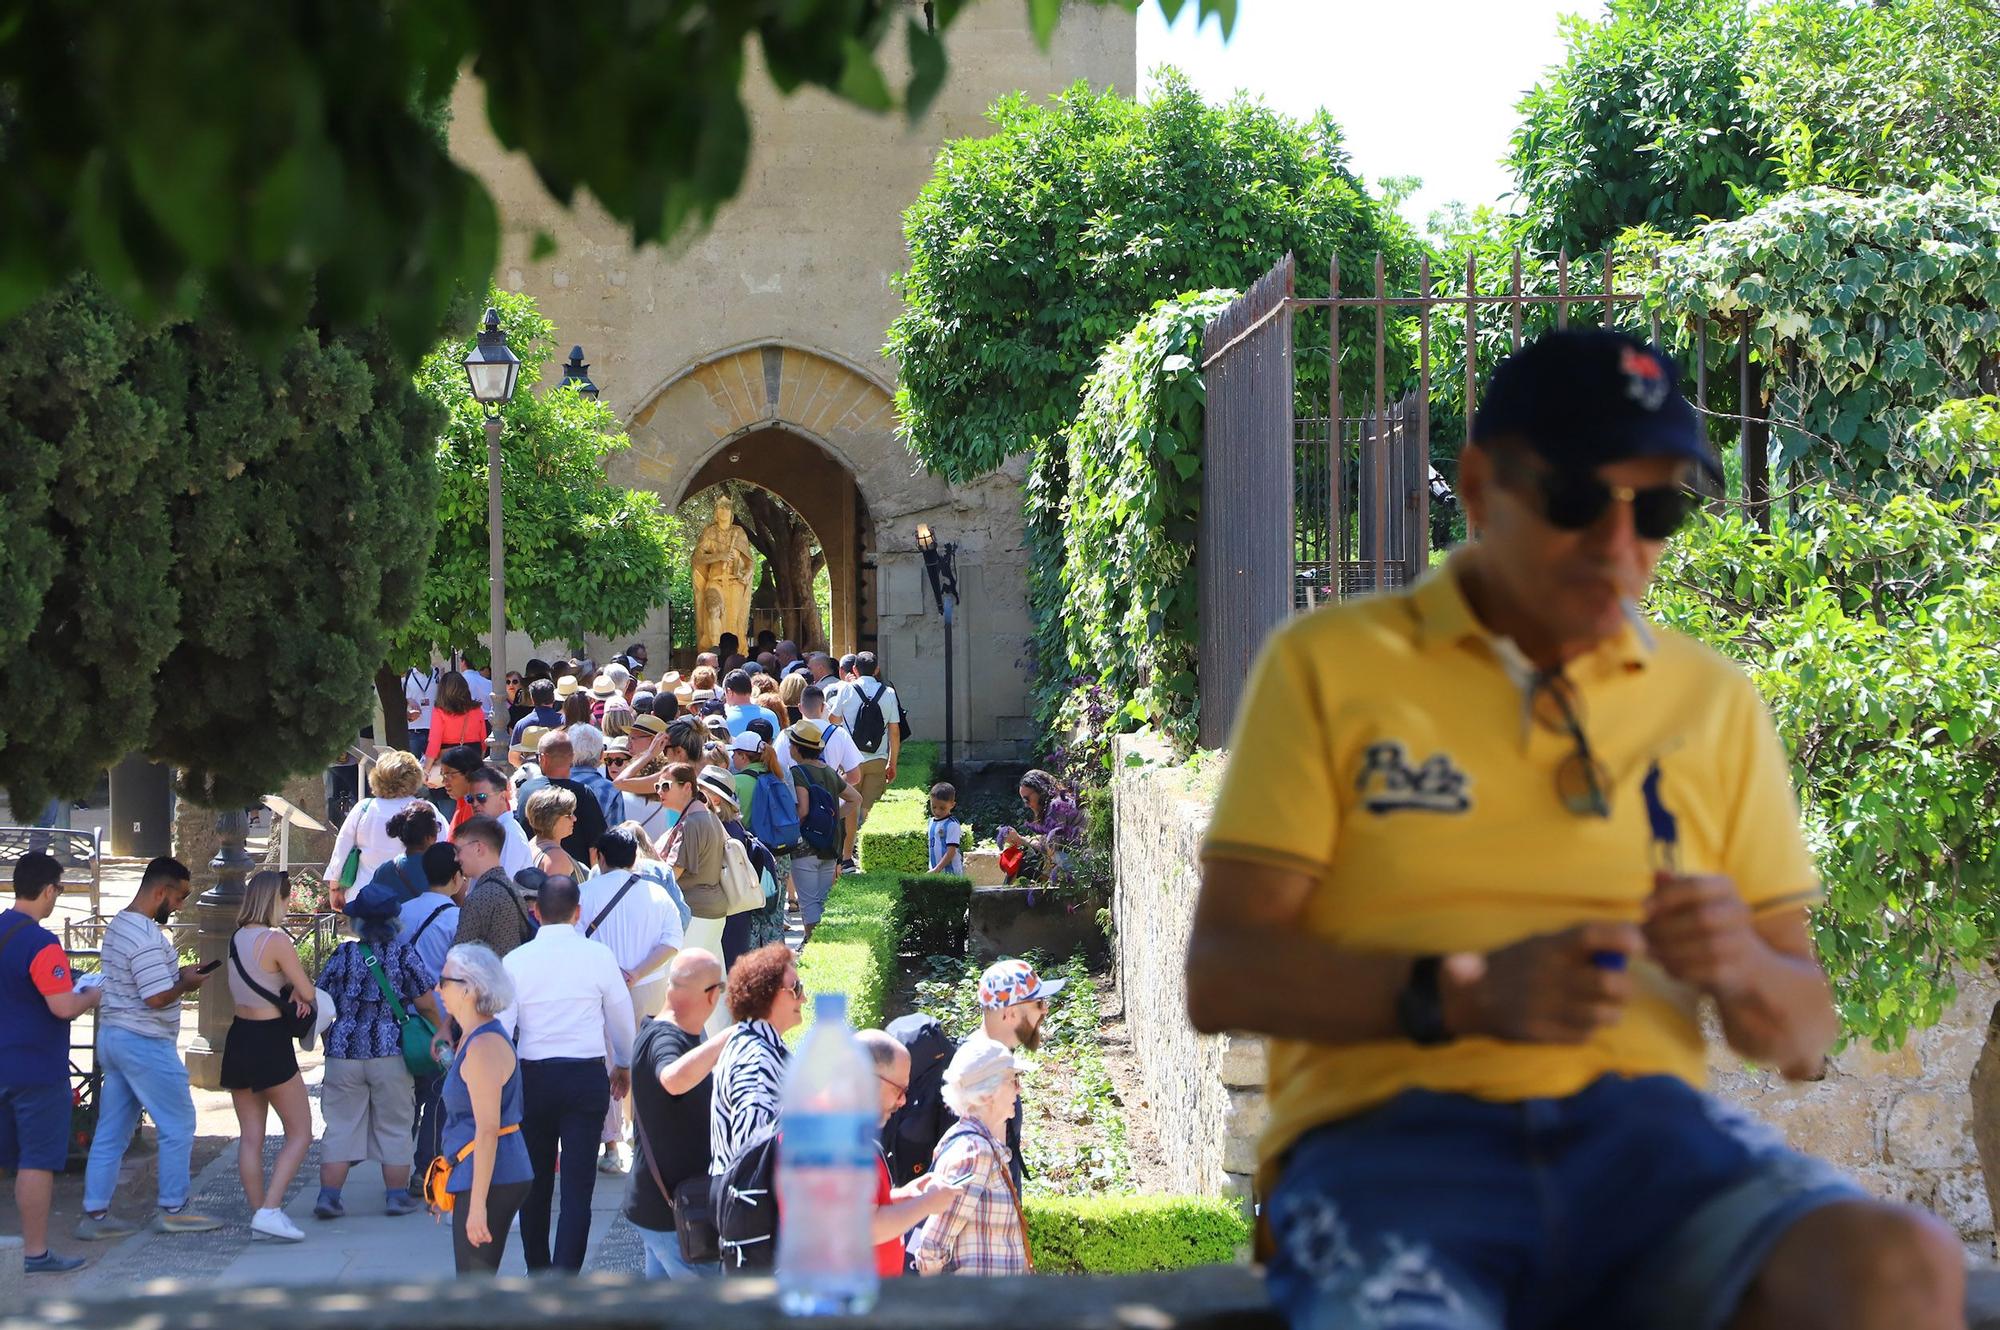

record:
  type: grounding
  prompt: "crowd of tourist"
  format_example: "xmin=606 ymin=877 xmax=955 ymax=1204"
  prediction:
xmin=2 ymin=635 xmax=1065 ymax=1281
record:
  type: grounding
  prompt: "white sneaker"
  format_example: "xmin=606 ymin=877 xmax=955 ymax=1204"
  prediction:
xmin=250 ymin=1208 xmax=305 ymax=1243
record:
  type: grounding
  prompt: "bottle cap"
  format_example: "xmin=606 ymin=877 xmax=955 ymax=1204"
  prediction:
xmin=814 ymin=992 xmax=848 ymax=1023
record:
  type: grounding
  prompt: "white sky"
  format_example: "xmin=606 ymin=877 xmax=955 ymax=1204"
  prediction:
xmin=1137 ymin=0 xmax=1609 ymax=229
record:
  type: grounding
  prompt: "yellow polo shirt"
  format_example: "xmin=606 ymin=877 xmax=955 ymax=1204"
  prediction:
xmin=1202 ymin=555 xmax=1819 ymax=1180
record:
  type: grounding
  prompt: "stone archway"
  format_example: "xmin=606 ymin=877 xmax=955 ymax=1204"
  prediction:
xmin=624 ymin=344 xmax=893 ymax=659
xmin=677 ymin=436 xmax=876 ymax=655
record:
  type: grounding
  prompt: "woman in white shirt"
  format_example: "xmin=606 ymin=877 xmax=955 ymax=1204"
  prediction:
xmin=323 ymin=751 xmax=429 ymax=911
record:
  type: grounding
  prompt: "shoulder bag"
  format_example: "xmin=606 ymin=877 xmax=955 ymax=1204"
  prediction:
xmin=230 ymin=932 xmax=317 ymax=1044
xmin=339 ymin=799 xmax=374 ymax=890
xmin=424 ymin=1125 xmax=521 ymax=1215
xmin=934 ymin=1122 xmax=1033 ymax=1271
xmin=631 ymin=1086 xmax=721 ymax=1263
xmin=585 ymin=872 xmax=641 ymax=938
xmin=361 ymin=942 xmax=446 ymax=1078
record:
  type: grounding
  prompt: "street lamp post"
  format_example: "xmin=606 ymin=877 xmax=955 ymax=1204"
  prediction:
xmin=915 ymin=524 xmax=960 ymax=783
xmin=463 ymin=308 xmax=520 ymax=762
xmin=561 ymin=345 xmax=599 ymax=400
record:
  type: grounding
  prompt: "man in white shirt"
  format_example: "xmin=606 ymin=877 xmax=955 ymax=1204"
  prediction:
xmin=404 ymin=663 xmax=440 ymax=755
xmin=771 ymin=685 xmax=863 ymax=785
xmin=831 ymin=654 xmax=900 ymax=869
xmin=465 ymin=765 xmax=534 ymax=878
xmin=580 ymin=827 xmax=684 ymax=1171
xmin=459 ymin=650 xmax=494 ymax=719
xmin=501 ymin=875 xmax=635 ymax=1273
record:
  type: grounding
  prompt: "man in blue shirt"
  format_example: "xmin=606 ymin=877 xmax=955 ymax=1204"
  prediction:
xmin=722 ymin=669 xmax=781 ymax=738
xmin=510 ymin=678 xmax=563 ymax=745
xmin=2 ymin=853 xmax=99 ymax=1273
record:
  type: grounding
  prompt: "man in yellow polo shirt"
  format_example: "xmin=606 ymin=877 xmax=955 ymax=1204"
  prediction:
xmin=1188 ymin=329 xmax=1964 ymax=1330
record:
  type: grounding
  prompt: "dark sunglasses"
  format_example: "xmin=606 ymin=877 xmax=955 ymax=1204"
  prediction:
xmin=788 ymin=979 xmax=807 ymax=1000
xmin=1529 ymin=671 xmax=1611 ymax=818
xmin=466 ymin=792 xmax=496 ymax=806
xmin=1500 ymin=456 xmax=1694 ymax=540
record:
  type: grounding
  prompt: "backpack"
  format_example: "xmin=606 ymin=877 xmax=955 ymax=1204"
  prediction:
xmin=794 ymin=767 xmax=841 ymax=858
xmin=712 ymin=1126 xmax=781 ymax=1272
xmin=850 ymin=681 xmax=891 ymax=754
xmin=879 ymin=1014 xmax=961 ymax=1187
xmin=719 ymin=835 xmax=763 ymax=916
xmin=748 ymin=771 xmax=800 ymax=853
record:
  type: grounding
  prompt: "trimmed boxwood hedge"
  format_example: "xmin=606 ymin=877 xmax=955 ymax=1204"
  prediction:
xmin=858 ymin=740 xmax=938 ymax=875
xmin=894 ymin=873 xmax=972 ymax=955
xmin=1023 ymin=1195 xmax=1250 ymax=1273
xmin=790 ymin=871 xmax=899 ymax=1043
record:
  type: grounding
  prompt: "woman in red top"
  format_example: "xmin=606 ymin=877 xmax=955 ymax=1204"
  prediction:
xmin=424 ymin=671 xmax=487 ymax=764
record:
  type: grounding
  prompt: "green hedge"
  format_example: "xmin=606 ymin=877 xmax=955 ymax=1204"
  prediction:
xmin=859 ymin=740 xmax=938 ymax=875
xmin=1023 ymin=1196 xmax=1250 ymax=1274
xmin=790 ymin=871 xmax=899 ymax=1044
xmin=893 ymin=873 xmax=972 ymax=956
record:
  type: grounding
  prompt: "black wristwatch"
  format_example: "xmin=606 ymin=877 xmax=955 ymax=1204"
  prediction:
xmin=1396 ymin=955 xmax=1455 ymax=1046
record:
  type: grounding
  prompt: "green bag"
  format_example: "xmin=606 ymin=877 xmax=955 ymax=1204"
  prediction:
xmin=338 ymin=799 xmax=372 ymax=889
xmin=360 ymin=942 xmax=445 ymax=1078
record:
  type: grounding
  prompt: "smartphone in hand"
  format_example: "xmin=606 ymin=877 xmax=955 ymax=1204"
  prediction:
xmin=196 ymin=959 xmax=223 ymax=975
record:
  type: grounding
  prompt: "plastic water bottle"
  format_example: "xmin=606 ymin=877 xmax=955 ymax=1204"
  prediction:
xmin=777 ymin=993 xmax=880 ymax=1317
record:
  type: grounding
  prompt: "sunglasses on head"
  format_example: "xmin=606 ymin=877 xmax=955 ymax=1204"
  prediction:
xmin=1498 ymin=454 xmax=1695 ymax=540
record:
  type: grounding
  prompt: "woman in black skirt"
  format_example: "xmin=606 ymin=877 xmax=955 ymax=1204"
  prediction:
xmin=222 ymin=870 xmax=315 ymax=1243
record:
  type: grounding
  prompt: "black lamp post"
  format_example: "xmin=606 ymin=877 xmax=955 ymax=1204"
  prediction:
xmin=462 ymin=308 xmax=521 ymax=761
xmin=561 ymin=345 xmax=599 ymax=400
xmin=915 ymin=523 xmax=960 ymax=782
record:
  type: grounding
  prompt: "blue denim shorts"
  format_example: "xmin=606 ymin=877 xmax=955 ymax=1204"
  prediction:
xmin=1266 ymin=1074 xmax=1863 ymax=1330
xmin=0 ymin=1082 xmax=73 ymax=1172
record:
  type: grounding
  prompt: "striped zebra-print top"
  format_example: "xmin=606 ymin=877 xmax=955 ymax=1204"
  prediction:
xmin=710 ymin=1019 xmax=789 ymax=1172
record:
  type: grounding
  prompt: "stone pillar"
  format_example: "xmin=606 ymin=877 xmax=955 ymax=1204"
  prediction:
xmin=184 ymin=810 xmax=253 ymax=1089
xmin=260 ymin=769 xmax=335 ymax=873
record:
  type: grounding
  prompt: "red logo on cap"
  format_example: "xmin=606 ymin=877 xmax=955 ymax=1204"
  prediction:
xmin=1620 ymin=345 xmax=1670 ymax=411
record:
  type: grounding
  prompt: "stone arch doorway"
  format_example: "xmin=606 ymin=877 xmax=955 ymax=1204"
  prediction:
xmin=675 ymin=426 xmax=876 ymax=659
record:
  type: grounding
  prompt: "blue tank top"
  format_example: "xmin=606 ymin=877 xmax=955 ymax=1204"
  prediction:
xmin=441 ymin=1020 xmax=533 ymax=1192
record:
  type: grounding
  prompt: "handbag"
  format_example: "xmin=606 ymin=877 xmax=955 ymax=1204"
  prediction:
xmin=361 ymin=942 xmax=446 ymax=1078
xmin=998 ymin=845 xmax=1026 ymax=881
xmin=339 ymin=799 xmax=372 ymax=889
xmin=632 ymin=1093 xmax=720 ymax=1263
xmin=229 ymin=933 xmax=318 ymax=1044
xmin=668 ymin=822 xmax=731 ymax=921
xmin=424 ymin=1124 xmax=521 ymax=1215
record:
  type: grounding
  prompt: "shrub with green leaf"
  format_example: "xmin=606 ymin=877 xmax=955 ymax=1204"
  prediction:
xmin=857 ymin=742 xmax=939 ymax=875
xmin=1642 ymin=187 xmax=2000 ymax=484
xmin=1023 ymin=1196 xmax=1249 ymax=1274
xmin=1036 ymin=290 xmax=1237 ymax=752
xmin=894 ymin=874 xmax=972 ymax=957
xmin=1650 ymin=400 xmax=2000 ymax=1047
xmin=791 ymin=871 xmax=899 ymax=1044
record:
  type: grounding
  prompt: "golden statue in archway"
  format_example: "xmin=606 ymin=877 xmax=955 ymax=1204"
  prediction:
xmin=691 ymin=495 xmax=756 ymax=650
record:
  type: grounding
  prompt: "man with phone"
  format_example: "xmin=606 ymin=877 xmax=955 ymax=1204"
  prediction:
xmin=856 ymin=1029 xmax=965 ymax=1279
xmin=1187 ymin=330 xmax=1962 ymax=1330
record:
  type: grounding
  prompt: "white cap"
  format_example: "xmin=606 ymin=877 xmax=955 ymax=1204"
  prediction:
xmin=942 ymin=1034 xmax=1027 ymax=1101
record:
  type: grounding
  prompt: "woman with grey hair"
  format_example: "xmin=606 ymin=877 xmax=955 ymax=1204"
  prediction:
xmin=435 ymin=943 xmax=534 ymax=1275
xmin=907 ymin=1040 xmax=1032 ymax=1276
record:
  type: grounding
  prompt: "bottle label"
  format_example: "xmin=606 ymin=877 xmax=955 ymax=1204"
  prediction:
xmin=783 ymin=1111 xmax=876 ymax=1169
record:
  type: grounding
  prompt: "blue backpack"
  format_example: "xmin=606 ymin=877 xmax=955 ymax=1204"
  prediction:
xmin=793 ymin=767 xmax=841 ymax=857
xmin=749 ymin=771 xmax=800 ymax=853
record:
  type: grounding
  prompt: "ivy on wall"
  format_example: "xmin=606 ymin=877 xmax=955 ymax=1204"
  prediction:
xmin=1640 ymin=187 xmax=2000 ymax=482
xmin=1032 ymin=291 xmax=1237 ymax=754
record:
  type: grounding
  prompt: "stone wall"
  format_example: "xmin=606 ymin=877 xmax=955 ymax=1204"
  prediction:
xmin=1110 ymin=736 xmax=1998 ymax=1251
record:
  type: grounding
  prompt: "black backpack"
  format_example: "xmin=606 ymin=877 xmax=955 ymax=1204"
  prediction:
xmin=880 ymin=1015 xmax=960 ymax=1186
xmin=850 ymin=681 xmax=890 ymax=753
xmin=712 ymin=1126 xmax=781 ymax=1272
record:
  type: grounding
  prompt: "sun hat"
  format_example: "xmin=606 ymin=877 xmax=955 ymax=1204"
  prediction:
xmin=695 ymin=767 xmax=740 ymax=811
xmin=342 ymin=881 xmax=404 ymax=921
xmin=977 ymin=958 xmax=1067 ymax=1010
xmin=554 ymin=675 xmax=582 ymax=700
xmin=942 ymin=1034 xmax=1028 ymax=1101
xmin=514 ymin=725 xmax=551 ymax=755
xmin=604 ymin=662 xmax=631 ymax=687
xmin=787 ymin=718 xmax=827 ymax=752
xmin=605 ymin=735 xmax=631 ymax=755
xmin=629 ymin=712 xmax=669 ymax=739
xmin=589 ymin=675 xmax=620 ymax=701
xmin=657 ymin=671 xmax=684 ymax=691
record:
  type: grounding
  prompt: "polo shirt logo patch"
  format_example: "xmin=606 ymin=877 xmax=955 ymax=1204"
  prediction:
xmin=1357 ymin=742 xmax=1472 ymax=815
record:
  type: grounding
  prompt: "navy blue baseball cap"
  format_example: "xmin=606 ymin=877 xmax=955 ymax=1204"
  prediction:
xmin=1472 ymin=329 xmax=1721 ymax=482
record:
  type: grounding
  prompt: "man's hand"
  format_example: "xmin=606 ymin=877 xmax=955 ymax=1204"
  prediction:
xmin=1441 ymin=922 xmax=1644 ymax=1044
xmin=1644 ymin=873 xmax=1765 ymax=1000
xmin=610 ymin=1066 xmax=631 ymax=1101
xmin=884 ymin=759 xmax=898 ymax=782
xmin=177 ymin=963 xmax=215 ymax=988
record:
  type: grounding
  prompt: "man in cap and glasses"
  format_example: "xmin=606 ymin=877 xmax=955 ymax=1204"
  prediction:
xmin=1187 ymin=329 xmax=1961 ymax=1330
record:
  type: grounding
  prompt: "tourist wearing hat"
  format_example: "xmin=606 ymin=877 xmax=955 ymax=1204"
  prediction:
xmin=1185 ymin=329 xmax=1940 ymax=1329
xmin=312 ymin=882 xmax=447 ymax=1224
xmin=699 ymin=766 xmax=784 ymax=962
xmin=785 ymin=719 xmax=862 ymax=947
xmin=554 ymin=674 xmax=582 ymax=702
xmin=906 ymin=1038 xmax=1031 ymax=1276
xmin=976 ymin=958 xmax=1061 ymax=1191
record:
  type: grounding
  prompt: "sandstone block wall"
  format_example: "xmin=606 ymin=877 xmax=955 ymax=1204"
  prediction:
xmin=1111 ymin=736 xmax=1997 ymax=1251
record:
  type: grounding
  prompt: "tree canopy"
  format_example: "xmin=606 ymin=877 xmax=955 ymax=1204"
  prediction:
xmin=0 ymin=0 xmax=1236 ymax=365
xmin=393 ymin=288 xmax=679 ymax=660
xmin=889 ymin=71 xmax=1422 ymax=484
xmin=0 ymin=279 xmax=437 ymax=810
